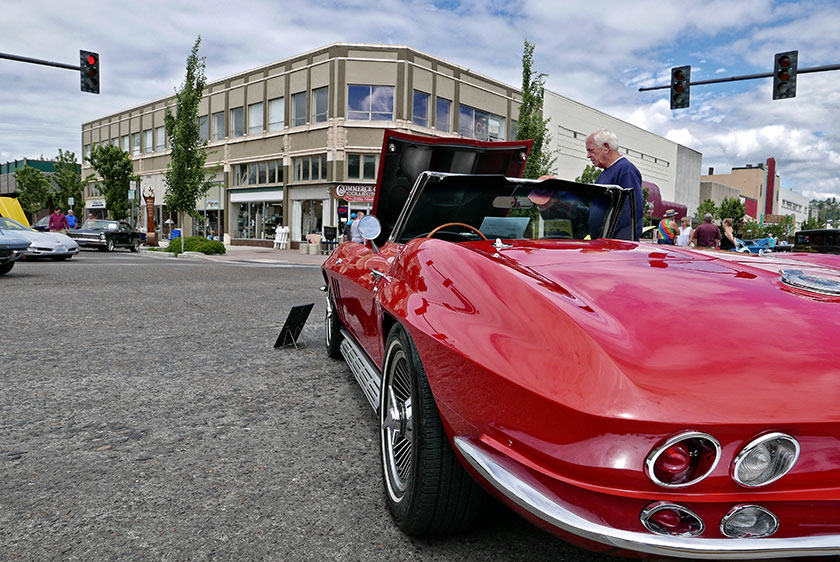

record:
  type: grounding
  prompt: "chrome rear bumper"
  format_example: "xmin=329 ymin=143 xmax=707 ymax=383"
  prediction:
xmin=454 ymin=437 xmax=840 ymax=560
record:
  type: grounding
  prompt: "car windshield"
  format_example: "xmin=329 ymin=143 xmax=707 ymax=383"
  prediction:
xmin=0 ymin=217 xmax=30 ymax=231
xmin=82 ymin=220 xmax=118 ymax=231
xmin=394 ymin=174 xmax=623 ymax=243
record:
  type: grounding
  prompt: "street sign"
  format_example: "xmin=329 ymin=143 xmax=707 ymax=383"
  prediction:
xmin=68 ymin=196 xmax=74 ymax=206
xmin=128 ymin=189 xmax=135 ymax=201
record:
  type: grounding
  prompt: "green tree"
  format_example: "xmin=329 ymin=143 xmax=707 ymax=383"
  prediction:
xmin=575 ymin=165 xmax=600 ymax=184
xmin=53 ymin=149 xmax=95 ymax=218
xmin=516 ymin=40 xmax=555 ymax=179
xmin=741 ymin=219 xmax=762 ymax=239
xmin=87 ymin=144 xmax=136 ymax=221
xmin=695 ymin=199 xmax=717 ymax=221
xmin=14 ymin=166 xmax=51 ymax=218
xmin=800 ymin=215 xmax=822 ymax=230
xmin=718 ymin=197 xmax=746 ymax=230
xmin=762 ymin=214 xmax=795 ymax=239
xmin=164 ymin=36 xmax=218 ymax=253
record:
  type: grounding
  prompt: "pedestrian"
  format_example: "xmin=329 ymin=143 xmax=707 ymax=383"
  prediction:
xmin=690 ymin=213 xmax=721 ymax=249
xmin=585 ymin=129 xmax=644 ymax=240
xmin=87 ymin=212 xmax=95 ymax=222
xmin=66 ymin=209 xmax=78 ymax=229
xmin=343 ymin=213 xmax=356 ymax=242
xmin=675 ymin=216 xmax=693 ymax=247
xmin=48 ymin=207 xmax=70 ymax=233
xmin=720 ymin=218 xmax=737 ymax=251
xmin=350 ymin=211 xmax=365 ymax=243
xmin=656 ymin=209 xmax=679 ymax=245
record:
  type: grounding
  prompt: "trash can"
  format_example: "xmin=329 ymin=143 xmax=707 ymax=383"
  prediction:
xmin=172 ymin=229 xmax=181 ymax=239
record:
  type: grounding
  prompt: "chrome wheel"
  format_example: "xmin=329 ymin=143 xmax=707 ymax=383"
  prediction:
xmin=106 ymin=239 xmax=115 ymax=252
xmin=382 ymin=341 xmax=414 ymax=501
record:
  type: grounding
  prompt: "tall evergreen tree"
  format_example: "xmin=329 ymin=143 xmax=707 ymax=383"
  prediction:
xmin=164 ymin=36 xmax=218 ymax=253
xmin=516 ymin=40 xmax=555 ymax=179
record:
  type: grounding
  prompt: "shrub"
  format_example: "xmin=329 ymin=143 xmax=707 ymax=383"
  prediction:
xmin=165 ymin=236 xmax=226 ymax=255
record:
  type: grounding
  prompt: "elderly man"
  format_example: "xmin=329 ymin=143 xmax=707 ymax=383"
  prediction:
xmin=585 ymin=129 xmax=643 ymax=240
xmin=690 ymin=213 xmax=721 ymax=248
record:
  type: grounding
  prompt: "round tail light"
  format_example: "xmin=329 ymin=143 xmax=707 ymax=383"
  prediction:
xmin=720 ymin=505 xmax=779 ymax=538
xmin=641 ymin=502 xmax=704 ymax=536
xmin=645 ymin=431 xmax=721 ymax=488
xmin=732 ymin=432 xmax=799 ymax=487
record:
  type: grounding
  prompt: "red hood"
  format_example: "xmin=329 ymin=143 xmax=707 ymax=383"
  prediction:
xmin=467 ymin=240 xmax=840 ymax=424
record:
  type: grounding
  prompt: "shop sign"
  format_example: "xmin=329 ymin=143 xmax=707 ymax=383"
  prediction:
xmin=206 ymin=200 xmax=219 ymax=209
xmin=335 ymin=183 xmax=376 ymax=202
xmin=90 ymin=199 xmax=106 ymax=208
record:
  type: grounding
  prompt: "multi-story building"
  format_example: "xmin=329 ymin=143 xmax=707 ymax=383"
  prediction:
xmin=1 ymin=158 xmax=61 ymax=197
xmin=81 ymin=43 xmax=701 ymax=246
xmin=778 ymin=187 xmax=810 ymax=229
xmin=701 ymin=160 xmax=782 ymax=221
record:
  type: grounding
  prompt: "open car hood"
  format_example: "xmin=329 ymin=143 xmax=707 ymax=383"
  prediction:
xmin=373 ymin=130 xmax=532 ymax=241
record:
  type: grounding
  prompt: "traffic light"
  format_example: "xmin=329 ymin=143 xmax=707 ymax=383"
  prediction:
xmin=80 ymin=50 xmax=99 ymax=94
xmin=773 ymin=51 xmax=797 ymax=100
xmin=670 ymin=65 xmax=690 ymax=109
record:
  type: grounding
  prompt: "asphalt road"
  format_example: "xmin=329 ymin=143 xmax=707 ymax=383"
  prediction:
xmin=1 ymin=251 xmax=627 ymax=561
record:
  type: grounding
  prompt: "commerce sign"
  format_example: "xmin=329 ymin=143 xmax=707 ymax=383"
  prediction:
xmin=335 ymin=183 xmax=376 ymax=202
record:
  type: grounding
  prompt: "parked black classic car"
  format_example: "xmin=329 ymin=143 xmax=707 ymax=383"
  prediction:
xmin=67 ymin=220 xmax=143 ymax=252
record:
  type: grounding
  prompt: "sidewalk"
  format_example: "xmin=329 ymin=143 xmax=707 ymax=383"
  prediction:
xmin=140 ymin=244 xmax=329 ymax=266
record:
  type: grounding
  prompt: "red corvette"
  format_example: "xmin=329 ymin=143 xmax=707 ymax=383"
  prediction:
xmin=321 ymin=130 xmax=840 ymax=559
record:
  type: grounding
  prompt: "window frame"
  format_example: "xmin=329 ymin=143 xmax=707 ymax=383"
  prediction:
xmin=413 ymin=90 xmax=430 ymax=128
xmin=435 ymin=97 xmax=451 ymax=132
xmin=230 ymin=107 xmax=245 ymax=138
xmin=248 ymin=102 xmax=264 ymax=135
xmin=312 ymin=86 xmax=328 ymax=123
xmin=268 ymin=97 xmax=285 ymax=131
xmin=212 ymin=111 xmax=226 ymax=141
xmin=292 ymin=92 xmax=307 ymax=127
xmin=347 ymin=84 xmax=395 ymax=121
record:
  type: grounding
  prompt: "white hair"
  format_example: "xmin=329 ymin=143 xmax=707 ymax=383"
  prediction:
xmin=588 ymin=129 xmax=620 ymax=152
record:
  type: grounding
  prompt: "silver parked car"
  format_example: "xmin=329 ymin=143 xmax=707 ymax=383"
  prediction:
xmin=0 ymin=217 xmax=80 ymax=260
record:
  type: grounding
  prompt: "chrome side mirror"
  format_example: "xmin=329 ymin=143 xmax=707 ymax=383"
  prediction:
xmin=358 ymin=215 xmax=382 ymax=253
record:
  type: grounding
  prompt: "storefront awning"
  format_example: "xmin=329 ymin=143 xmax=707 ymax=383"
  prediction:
xmin=230 ymin=187 xmax=284 ymax=203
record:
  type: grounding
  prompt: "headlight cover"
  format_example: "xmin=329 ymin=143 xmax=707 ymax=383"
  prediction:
xmin=720 ymin=504 xmax=779 ymax=538
xmin=732 ymin=432 xmax=800 ymax=487
xmin=645 ymin=431 xmax=721 ymax=488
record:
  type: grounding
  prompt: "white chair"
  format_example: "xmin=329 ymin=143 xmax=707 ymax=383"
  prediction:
xmin=273 ymin=226 xmax=289 ymax=249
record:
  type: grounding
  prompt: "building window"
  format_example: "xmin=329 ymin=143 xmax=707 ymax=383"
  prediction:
xmin=293 ymin=155 xmax=327 ymax=182
xmin=233 ymin=159 xmax=283 ymax=186
xmin=413 ymin=91 xmax=430 ymax=128
xmin=111 ymin=137 xmax=118 ymax=146
xmin=458 ymin=104 xmax=505 ymax=141
xmin=347 ymin=85 xmax=394 ymax=120
xmin=230 ymin=107 xmax=244 ymax=138
xmin=248 ymin=102 xmax=263 ymax=135
xmin=84 ymin=144 xmax=91 ymax=159
xmin=510 ymin=119 xmax=519 ymax=141
xmin=212 ymin=111 xmax=225 ymax=141
xmin=435 ymin=97 xmax=451 ymax=132
xmin=121 ymin=135 xmax=129 ymax=152
xmin=199 ymin=115 xmax=209 ymax=142
xmin=268 ymin=97 xmax=284 ymax=131
xmin=292 ymin=92 xmax=306 ymax=127
xmin=155 ymin=126 xmax=165 ymax=151
xmin=131 ymin=132 xmax=141 ymax=155
xmin=312 ymin=87 xmax=328 ymax=123
xmin=347 ymin=154 xmax=377 ymax=180
xmin=143 ymin=129 xmax=153 ymax=153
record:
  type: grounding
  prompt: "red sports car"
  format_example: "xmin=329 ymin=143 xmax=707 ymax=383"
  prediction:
xmin=321 ymin=130 xmax=840 ymax=559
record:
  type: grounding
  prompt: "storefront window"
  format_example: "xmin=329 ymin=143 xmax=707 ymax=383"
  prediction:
xmin=235 ymin=201 xmax=283 ymax=240
xmin=301 ymin=199 xmax=323 ymax=237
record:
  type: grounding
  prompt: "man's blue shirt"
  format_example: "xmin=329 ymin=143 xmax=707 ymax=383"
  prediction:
xmin=588 ymin=157 xmax=643 ymax=240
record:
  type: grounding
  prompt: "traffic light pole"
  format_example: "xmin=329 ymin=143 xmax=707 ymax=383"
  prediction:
xmin=0 ymin=51 xmax=80 ymax=71
xmin=639 ymin=63 xmax=840 ymax=92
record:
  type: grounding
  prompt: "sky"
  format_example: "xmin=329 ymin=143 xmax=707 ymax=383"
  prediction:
xmin=2 ymin=0 xmax=839 ymax=200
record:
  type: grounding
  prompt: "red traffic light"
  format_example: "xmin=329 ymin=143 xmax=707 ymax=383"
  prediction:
xmin=772 ymin=51 xmax=797 ymax=100
xmin=673 ymin=69 xmax=685 ymax=81
xmin=86 ymin=54 xmax=97 ymax=66
xmin=80 ymin=49 xmax=100 ymax=94
xmin=778 ymin=55 xmax=791 ymax=68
